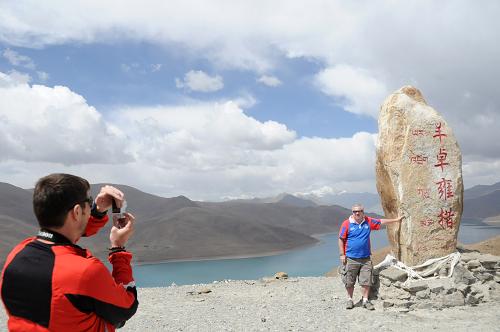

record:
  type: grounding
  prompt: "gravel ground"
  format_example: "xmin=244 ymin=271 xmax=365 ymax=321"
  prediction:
xmin=1 ymin=276 xmax=499 ymax=331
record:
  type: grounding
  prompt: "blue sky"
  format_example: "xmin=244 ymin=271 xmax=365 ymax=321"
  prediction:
xmin=0 ymin=1 xmax=499 ymax=200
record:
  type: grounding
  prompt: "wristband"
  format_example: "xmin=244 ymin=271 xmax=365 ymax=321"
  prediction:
xmin=91 ymin=203 xmax=108 ymax=219
xmin=108 ymin=246 xmax=126 ymax=255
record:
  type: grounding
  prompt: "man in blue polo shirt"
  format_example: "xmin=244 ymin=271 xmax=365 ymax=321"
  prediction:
xmin=338 ymin=203 xmax=403 ymax=310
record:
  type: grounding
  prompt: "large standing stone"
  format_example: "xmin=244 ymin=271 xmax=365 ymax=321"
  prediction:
xmin=376 ymin=86 xmax=463 ymax=266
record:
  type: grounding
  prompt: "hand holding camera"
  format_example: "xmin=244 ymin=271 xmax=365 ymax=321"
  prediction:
xmin=94 ymin=185 xmax=125 ymax=213
xmin=93 ymin=185 xmax=135 ymax=248
xmin=112 ymin=199 xmax=128 ymax=229
xmin=110 ymin=212 xmax=135 ymax=248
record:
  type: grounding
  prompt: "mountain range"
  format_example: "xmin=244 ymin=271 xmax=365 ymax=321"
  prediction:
xmin=1 ymin=181 xmax=499 ymax=265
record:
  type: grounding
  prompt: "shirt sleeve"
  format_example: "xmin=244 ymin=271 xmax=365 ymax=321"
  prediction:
xmin=65 ymin=253 xmax=138 ymax=327
xmin=367 ymin=216 xmax=381 ymax=230
xmin=339 ymin=220 xmax=349 ymax=239
xmin=83 ymin=215 xmax=109 ymax=237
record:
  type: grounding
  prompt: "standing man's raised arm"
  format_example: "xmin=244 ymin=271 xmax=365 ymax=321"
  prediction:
xmin=380 ymin=216 xmax=404 ymax=225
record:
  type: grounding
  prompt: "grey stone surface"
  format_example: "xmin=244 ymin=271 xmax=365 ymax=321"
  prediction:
xmin=416 ymin=289 xmax=431 ymax=299
xmin=379 ymin=266 xmax=408 ymax=282
xmin=460 ymin=252 xmax=481 ymax=263
xmin=475 ymin=273 xmax=493 ymax=283
xmin=444 ymin=284 xmax=457 ymax=295
xmin=466 ymin=293 xmax=481 ymax=305
xmin=478 ymin=254 xmax=500 ymax=266
xmin=397 ymin=292 xmax=412 ymax=300
xmin=403 ymin=280 xmax=428 ymax=293
xmin=427 ymin=278 xmax=454 ymax=294
xmin=442 ymin=292 xmax=465 ymax=307
xmin=387 ymin=299 xmax=414 ymax=309
xmin=382 ymin=301 xmax=394 ymax=308
xmin=415 ymin=301 xmax=434 ymax=310
xmin=456 ymin=283 xmax=470 ymax=295
xmin=381 ymin=278 xmax=392 ymax=287
xmin=467 ymin=260 xmax=481 ymax=269
xmin=453 ymin=264 xmax=477 ymax=285
xmin=372 ymin=251 xmax=500 ymax=313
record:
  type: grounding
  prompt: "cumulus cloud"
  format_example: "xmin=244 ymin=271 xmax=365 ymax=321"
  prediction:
xmin=0 ymin=71 xmax=131 ymax=165
xmin=175 ymin=70 xmax=224 ymax=92
xmin=257 ymin=75 xmax=282 ymax=87
xmin=314 ymin=65 xmax=387 ymax=118
xmin=232 ymin=93 xmax=257 ymax=109
xmin=0 ymin=70 xmax=383 ymax=199
xmin=1 ymin=70 xmax=31 ymax=85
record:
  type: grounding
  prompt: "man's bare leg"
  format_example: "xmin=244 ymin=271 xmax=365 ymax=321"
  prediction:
xmin=362 ymin=285 xmax=370 ymax=300
xmin=346 ymin=286 xmax=354 ymax=298
xmin=345 ymin=286 xmax=355 ymax=309
xmin=361 ymin=285 xmax=374 ymax=310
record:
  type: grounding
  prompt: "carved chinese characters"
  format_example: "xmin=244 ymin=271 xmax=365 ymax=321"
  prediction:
xmin=376 ymin=86 xmax=463 ymax=266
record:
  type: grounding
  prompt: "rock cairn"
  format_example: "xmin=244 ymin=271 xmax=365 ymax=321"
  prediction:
xmin=372 ymin=250 xmax=500 ymax=311
xmin=376 ymin=86 xmax=463 ymax=266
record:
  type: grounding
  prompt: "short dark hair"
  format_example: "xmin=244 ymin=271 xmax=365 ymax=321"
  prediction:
xmin=33 ymin=173 xmax=90 ymax=228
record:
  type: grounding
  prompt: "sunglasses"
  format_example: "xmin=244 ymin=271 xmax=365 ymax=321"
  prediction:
xmin=352 ymin=210 xmax=364 ymax=213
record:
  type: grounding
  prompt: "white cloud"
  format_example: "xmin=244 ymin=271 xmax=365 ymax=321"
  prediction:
xmin=314 ymin=65 xmax=387 ymax=118
xmin=2 ymin=48 xmax=35 ymax=69
xmin=232 ymin=93 xmax=257 ymax=109
xmin=0 ymin=71 xmax=384 ymax=199
xmin=175 ymin=70 xmax=224 ymax=92
xmin=0 ymin=71 xmax=131 ymax=165
xmin=257 ymin=75 xmax=282 ymax=87
xmin=1 ymin=70 xmax=31 ymax=85
xmin=294 ymin=186 xmax=336 ymax=198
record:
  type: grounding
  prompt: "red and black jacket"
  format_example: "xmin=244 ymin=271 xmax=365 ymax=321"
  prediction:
xmin=0 ymin=214 xmax=138 ymax=331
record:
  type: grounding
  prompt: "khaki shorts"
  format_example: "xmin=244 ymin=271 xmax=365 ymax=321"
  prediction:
xmin=340 ymin=257 xmax=373 ymax=287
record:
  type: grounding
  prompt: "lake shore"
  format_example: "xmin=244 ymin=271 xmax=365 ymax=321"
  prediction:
xmin=133 ymin=240 xmax=320 ymax=266
xmin=133 ymin=227 xmax=500 ymax=268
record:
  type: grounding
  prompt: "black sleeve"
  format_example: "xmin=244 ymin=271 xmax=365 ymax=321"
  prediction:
xmin=66 ymin=287 xmax=138 ymax=327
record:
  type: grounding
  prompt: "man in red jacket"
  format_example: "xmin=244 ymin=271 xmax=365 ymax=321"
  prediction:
xmin=1 ymin=173 xmax=138 ymax=331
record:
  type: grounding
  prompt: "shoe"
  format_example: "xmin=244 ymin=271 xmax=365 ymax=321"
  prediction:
xmin=363 ymin=300 xmax=375 ymax=310
xmin=345 ymin=299 xmax=354 ymax=309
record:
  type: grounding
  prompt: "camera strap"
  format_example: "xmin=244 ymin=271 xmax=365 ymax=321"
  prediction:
xmin=37 ymin=229 xmax=73 ymax=245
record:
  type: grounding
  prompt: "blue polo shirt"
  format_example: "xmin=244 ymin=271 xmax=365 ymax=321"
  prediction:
xmin=339 ymin=216 xmax=381 ymax=258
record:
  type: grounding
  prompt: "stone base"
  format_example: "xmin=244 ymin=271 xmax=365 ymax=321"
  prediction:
xmin=371 ymin=251 xmax=500 ymax=311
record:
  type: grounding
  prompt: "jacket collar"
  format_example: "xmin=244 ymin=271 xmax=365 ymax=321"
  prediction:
xmin=349 ymin=216 xmax=366 ymax=224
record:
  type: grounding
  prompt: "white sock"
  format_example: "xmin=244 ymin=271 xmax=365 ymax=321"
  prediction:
xmin=363 ymin=297 xmax=368 ymax=303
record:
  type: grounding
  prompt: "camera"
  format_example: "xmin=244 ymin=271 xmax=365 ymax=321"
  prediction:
xmin=112 ymin=199 xmax=127 ymax=228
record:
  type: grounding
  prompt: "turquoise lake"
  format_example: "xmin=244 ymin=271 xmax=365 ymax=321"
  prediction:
xmin=133 ymin=222 xmax=500 ymax=287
